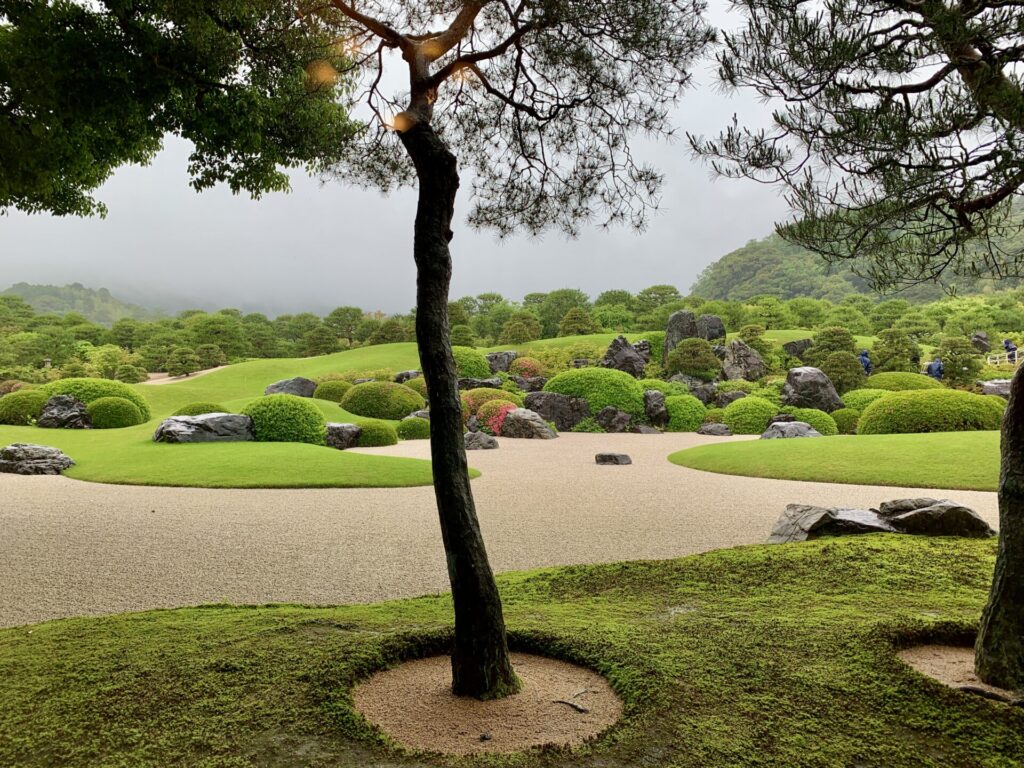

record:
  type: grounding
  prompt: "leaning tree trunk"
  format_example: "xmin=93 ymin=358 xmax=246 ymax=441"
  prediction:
xmin=976 ymin=363 xmax=1024 ymax=690
xmin=398 ymin=122 xmax=520 ymax=700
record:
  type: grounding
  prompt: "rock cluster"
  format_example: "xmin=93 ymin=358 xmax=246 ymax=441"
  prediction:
xmin=458 ymin=377 xmax=502 ymax=390
xmin=524 ymin=392 xmax=590 ymax=431
xmin=722 ymin=340 xmax=768 ymax=381
xmin=465 ymin=431 xmax=499 ymax=450
xmin=486 ymin=351 xmax=518 ymax=374
xmin=664 ymin=311 xmax=727 ymax=360
xmin=0 ymin=443 xmax=75 ymax=475
xmin=596 ymin=406 xmax=633 ymax=433
xmin=643 ymin=390 xmax=669 ymax=428
xmin=37 ymin=395 xmax=91 ymax=429
xmin=697 ymin=423 xmax=732 ymax=436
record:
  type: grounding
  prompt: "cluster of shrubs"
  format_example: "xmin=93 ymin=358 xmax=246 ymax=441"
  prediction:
xmin=41 ymin=378 xmax=153 ymax=421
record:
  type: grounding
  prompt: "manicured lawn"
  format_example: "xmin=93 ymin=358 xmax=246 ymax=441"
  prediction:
xmin=1 ymin=537 xmax=1019 ymax=766
xmin=670 ymin=432 xmax=999 ymax=491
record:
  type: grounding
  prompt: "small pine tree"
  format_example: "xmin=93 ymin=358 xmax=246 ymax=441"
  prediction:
xmin=165 ymin=347 xmax=201 ymax=378
xmin=820 ymin=351 xmax=866 ymax=394
xmin=666 ymin=338 xmax=722 ymax=381
xmin=194 ymin=344 xmax=227 ymax=369
xmin=450 ymin=324 xmax=476 ymax=347
xmin=935 ymin=336 xmax=983 ymax=388
xmin=558 ymin=307 xmax=602 ymax=336
xmin=872 ymin=330 xmax=920 ymax=373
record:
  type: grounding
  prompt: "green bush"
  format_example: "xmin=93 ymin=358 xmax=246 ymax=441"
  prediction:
xmin=717 ymin=379 xmax=757 ymax=394
xmin=872 ymin=329 xmax=920 ymax=373
xmin=86 ymin=397 xmax=145 ymax=429
xmin=461 ymin=387 xmax=523 ymax=415
xmin=41 ymin=378 xmax=152 ymax=420
xmin=341 ymin=382 xmax=426 ymax=421
xmin=781 ymin=407 xmax=838 ymax=436
xmin=858 ymin=389 xmax=1005 ymax=434
xmin=114 ymin=364 xmax=148 ymax=384
xmin=638 ymin=378 xmax=687 ymax=396
xmin=723 ymin=396 xmax=778 ymax=435
xmin=641 ymin=331 xmax=667 ymax=364
xmin=841 ymin=388 xmax=890 ymax=411
xmin=703 ymin=407 xmax=725 ymax=424
xmin=404 ymin=377 xmax=428 ymax=400
xmin=0 ymin=389 xmax=48 ymax=425
xmin=313 ymin=380 xmax=353 ymax=403
xmin=452 ymin=346 xmax=491 ymax=378
xmin=805 ymin=327 xmax=856 ymax=366
xmin=396 ymin=417 xmax=431 ymax=440
xmin=820 ymin=351 xmax=867 ymax=394
xmin=665 ymin=395 xmax=707 ymax=432
xmin=172 ymin=402 xmax=229 ymax=417
xmin=570 ymin=416 xmax=606 ymax=433
xmin=865 ymin=372 xmax=943 ymax=391
xmin=357 ymin=419 xmax=399 ymax=447
xmin=509 ymin=357 xmax=544 ymax=378
xmin=832 ymin=408 xmax=861 ymax=435
xmin=242 ymin=395 xmax=326 ymax=445
xmin=934 ymin=336 xmax=983 ymax=387
xmin=666 ymin=338 xmax=722 ymax=381
xmin=749 ymin=380 xmax=784 ymax=406
xmin=543 ymin=368 xmax=646 ymax=416
xmin=450 ymin=325 xmax=476 ymax=347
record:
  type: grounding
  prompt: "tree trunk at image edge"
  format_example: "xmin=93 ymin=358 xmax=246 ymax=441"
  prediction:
xmin=399 ymin=122 xmax=520 ymax=700
xmin=976 ymin=363 xmax=1024 ymax=691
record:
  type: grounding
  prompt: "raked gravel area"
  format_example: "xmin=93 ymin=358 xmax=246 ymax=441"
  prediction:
xmin=0 ymin=433 xmax=998 ymax=628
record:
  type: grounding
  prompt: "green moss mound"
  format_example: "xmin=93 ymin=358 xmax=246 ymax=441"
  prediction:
xmin=313 ymin=380 xmax=353 ymax=403
xmin=404 ymin=377 xmax=428 ymax=399
xmin=86 ymin=397 xmax=145 ymax=429
xmin=172 ymin=402 xmax=228 ymax=417
xmin=638 ymin=378 xmax=686 ymax=396
xmin=242 ymin=395 xmax=326 ymax=445
xmin=665 ymin=394 xmax=707 ymax=432
xmin=781 ymin=407 xmax=839 ymax=436
xmin=543 ymin=368 xmax=646 ymax=416
xmin=452 ymin=346 xmax=491 ymax=379
xmin=0 ymin=390 xmax=48 ymax=425
xmin=832 ymin=407 xmax=861 ymax=435
xmin=865 ymin=372 xmax=944 ymax=391
xmin=41 ymin=378 xmax=152 ymax=421
xmin=356 ymin=419 xmax=399 ymax=447
xmin=396 ymin=417 xmax=431 ymax=441
xmin=859 ymin=389 xmax=1005 ymax=434
xmin=722 ymin=396 xmax=778 ymax=435
xmin=841 ymin=388 xmax=890 ymax=411
xmin=340 ymin=382 xmax=425 ymax=421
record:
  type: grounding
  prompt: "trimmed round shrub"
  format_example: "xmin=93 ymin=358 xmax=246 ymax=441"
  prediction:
xmin=832 ymin=408 xmax=860 ymax=435
xmin=341 ymin=381 xmax=426 ymax=421
xmin=461 ymin=387 xmax=523 ymax=415
xmin=638 ymin=378 xmax=686 ymax=397
xmin=723 ymin=396 xmax=778 ymax=435
xmin=666 ymin=338 xmax=722 ymax=381
xmin=703 ymin=407 xmax=725 ymax=424
xmin=509 ymin=357 xmax=544 ymax=378
xmin=0 ymin=389 xmax=48 ymax=425
xmin=452 ymin=346 xmax=491 ymax=378
xmin=357 ymin=419 xmax=399 ymax=447
xmin=782 ymin=407 xmax=838 ymax=436
xmin=665 ymin=394 xmax=707 ymax=432
xmin=865 ymin=372 xmax=943 ymax=391
xmin=396 ymin=417 xmax=431 ymax=441
xmin=114 ymin=364 xmax=148 ymax=384
xmin=86 ymin=397 xmax=144 ymax=429
xmin=841 ymin=388 xmax=890 ymax=411
xmin=820 ymin=351 xmax=867 ymax=394
xmin=858 ymin=389 xmax=1005 ymax=434
xmin=313 ymin=380 xmax=353 ymax=403
xmin=543 ymin=368 xmax=646 ymax=417
xmin=242 ymin=395 xmax=326 ymax=445
xmin=478 ymin=400 xmax=518 ymax=435
xmin=404 ymin=377 xmax=428 ymax=400
xmin=41 ymin=378 xmax=152 ymax=420
xmin=172 ymin=402 xmax=228 ymax=417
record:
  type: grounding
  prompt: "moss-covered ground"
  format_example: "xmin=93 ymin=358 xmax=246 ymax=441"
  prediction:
xmin=1 ymin=537 xmax=1020 ymax=767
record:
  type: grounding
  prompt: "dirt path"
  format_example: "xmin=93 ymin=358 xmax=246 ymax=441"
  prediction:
xmin=141 ymin=366 xmax=229 ymax=385
xmin=0 ymin=433 xmax=998 ymax=628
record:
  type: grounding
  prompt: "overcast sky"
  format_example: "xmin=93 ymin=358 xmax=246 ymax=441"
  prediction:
xmin=0 ymin=5 xmax=791 ymax=317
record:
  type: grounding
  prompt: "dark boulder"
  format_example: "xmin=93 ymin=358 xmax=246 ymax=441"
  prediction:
xmin=0 ymin=443 xmax=75 ymax=475
xmin=632 ymin=339 xmax=652 ymax=363
xmin=465 ymin=431 xmax=499 ymax=450
xmin=524 ymin=392 xmax=591 ymax=432
xmin=510 ymin=376 xmax=548 ymax=392
xmin=153 ymin=414 xmax=255 ymax=443
xmin=880 ymin=498 xmax=995 ymax=538
xmin=394 ymin=370 xmax=421 ymax=384
xmin=783 ymin=339 xmax=815 ymax=360
xmin=698 ymin=423 xmax=733 ymax=437
xmin=571 ymin=359 xmax=591 ymax=369
xmin=458 ymin=377 xmax=503 ymax=390
xmin=780 ymin=366 xmax=843 ymax=413
xmin=486 ymin=351 xmax=518 ymax=374
xmin=596 ymin=453 xmax=632 ymax=465
xmin=265 ymin=377 xmax=317 ymax=398
xmin=717 ymin=390 xmax=747 ymax=408
xmin=664 ymin=310 xmax=698 ymax=360
xmin=325 ymin=423 xmax=362 ymax=451
xmin=761 ymin=421 xmax=822 ymax=439
xmin=696 ymin=314 xmax=727 ymax=342
xmin=500 ymin=408 xmax=558 ymax=439
xmin=690 ymin=382 xmax=719 ymax=406
xmin=768 ymin=504 xmax=896 ymax=544
xmin=971 ymin=331 xmax=992 ymax=353
xmin=644 ymin=390 xmax=669 ymax=428
xmin=596 ymin=406 xmax=633 ymax=433
xmin=410 ymin=409 xmax=431 ymax=421
xmin=601 ymin=335 xmax=647 ymax=378
xmin=768 ymin=413 xmax=797 ymax=425
xmin=980 ymin=380 xmax=1012 ymax=399
xmin=36 ymin=395 xmax=91 ymax=430
xmin=722 ymin=340 xmax=768 ymax=381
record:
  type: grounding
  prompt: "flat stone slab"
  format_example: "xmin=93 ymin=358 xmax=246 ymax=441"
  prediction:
xmin=596 ymin=453 xmax=632 ymax=465
xmin=698 ymin=423 xmax=733 ymax=436
xmin=769 ymin=504 xmax=896 ymax=543
xmin=0 ymin=443 xmax=75 ymax=475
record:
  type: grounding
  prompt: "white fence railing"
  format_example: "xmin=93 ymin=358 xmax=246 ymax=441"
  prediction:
xmin=987 ymin=352 xmax=1022 ymax=367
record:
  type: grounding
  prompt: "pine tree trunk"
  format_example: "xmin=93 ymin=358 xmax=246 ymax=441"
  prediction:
xmin=976 ymin=363 xmax=1024 ymax=690
xmin=398 ymin=122 xmax=520 ymax=700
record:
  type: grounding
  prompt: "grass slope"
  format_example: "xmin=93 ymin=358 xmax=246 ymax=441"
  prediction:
xmin=670 ymin=432 xmax=999 ymax=492
xmin=1 ymin=537 xmax=1020 ymax=766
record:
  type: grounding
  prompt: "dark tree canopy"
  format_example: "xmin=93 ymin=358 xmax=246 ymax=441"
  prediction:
xmin=690 ymin=0 xmax=1024 ymax=291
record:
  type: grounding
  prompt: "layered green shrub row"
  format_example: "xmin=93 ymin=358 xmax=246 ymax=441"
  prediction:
xmin=665 ymin=394 xmax=707 ymax=432
xmin=858 ymin=389 xmax=1005 ymax=434
xmin=0 ymin=389 xmax=48 ymax=425
xmin=543 ymin=368 xmax=646 ymax=417
xmin=396 ymin=417 xmax=431 ymax=441
xmin=865 ymin=372 xmax=943 ymax=391
xmin=41 ymin=378 xmax=152 ymax=420
xmin=313 ymin=380 xmax=353 ymax=403
xmin=357 ymin=419 xmax=399 ymax=447
xmin=340 ymin=382 xmax=425 ymax=421
xmin=241 ymin=395 xmax=326 ymax=445
xmin=723 ymin=396 xmax=778 ymax=435
xmin=172 ymin=402 xmax=229 ymax=417
xmin=86 ymin=397 xmax=145 ymax=429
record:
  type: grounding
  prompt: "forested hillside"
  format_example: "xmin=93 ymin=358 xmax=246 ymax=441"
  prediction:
xmin=1 ymin=283 xmax=160 ymax=324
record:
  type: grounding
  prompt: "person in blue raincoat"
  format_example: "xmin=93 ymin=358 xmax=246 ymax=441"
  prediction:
xmin=858 ymin=350 xmax=873 ymax=375
xmin=926 ymin=357 xmax=944 ymax=380
xmin=1004 ymin=338 xmax=1018 ymax=364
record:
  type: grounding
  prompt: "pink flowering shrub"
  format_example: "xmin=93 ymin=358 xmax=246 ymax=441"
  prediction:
xmin=509 ymin=357 xmax=544 ymax=378
xmin=477 ymin=400 xmax=518 ymax=435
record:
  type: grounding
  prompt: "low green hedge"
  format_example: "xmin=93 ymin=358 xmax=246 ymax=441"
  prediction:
xmin=781 ymin=407 xmax=838 ymax=436
xmin=396 ymin=417 xmax=431 ymax=441
xmin=665 ymin=394 xmax=707 ymax=432
xmin=832 ymin=408 xmax=860 ymax=435
xmin=858 ymin=389 xmax=1005 ymax=434
xmin=543 ymin=368 xmax=646 ymax=417
xmin=241 ymin=395 xmax=326 ymax=445
xmin=313 ymin=380 xmax=353 ymax=403
xmin=172 ymin=402 xmax=229 ymax=417
xmin=723 ymin=396 xmax=778 ymax=435
xmin=86 ymin=397 xmax=145 ymax=429
xmin=452 ymin=346 xmax=491 ymax=379
xmin=357 ymin=419 xmax=399 ymax=447
xmin=41 ymin=378 xmax=152 ymax=420
xmin=0 ymin=389 xmax=48 ymax=425
xmin=865 ymin=372 xmax=943 ymax=391
xmin=341 ymin=382 xmax=425 ymax=421
xmin=841 ymin=389 xmax=890 ymax=411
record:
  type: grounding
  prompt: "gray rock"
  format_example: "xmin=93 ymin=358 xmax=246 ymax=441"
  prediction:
xmin=878 ymin=498 xmax=942 ymax=516
xmin=36 ymin=395 xmax=91 ymax=430
xmin=571 ymin=359 xmax=591 ymax=369
xmin=458 ymin=377 xmax=503 ymax=390
xmin=596 ymin=406 xmax=633 ymax=433
xmin=761 ymin=421 xmax=823 ymax=439
xmin=780 ymin=366 xmax=843 ymax=413
xmin=265 ymin=377 xmax=317 ymax=398
xmin=353 ymin=378 xmax=375 ymax=385
xmin=153 ymin=414 xmax=255 ymax=443
xmin=596 ymin=453 xmax=632 ymax=465
xmin=689 ymin=382 xmax=719 ymax=406
xmin=696 ymin=315 xmax=727 ymax=341
xmin=717 ymin=390 xmax=747 ymax=408
xmin=510 ymin=376 xmax=548 ymax=393
xmin=410 ymin=409 xmax=431 ymax=421
xmin=325 ymin=423 xmax=362 ymax=450
xmin=697 ymin=423 xmax=733 ymax=436
xmin=882 ymin=499 xmax=995 ymax=538
xmin=486 ymin=351 xmax=518 ymax=374
xmin=712 ymin=344 xmax=728 ymax=360
xmin=524 ymin=392 xmax=591 ymax=431
xmin=601 ymin=335 xmax=647 ymax=378
xmin=466 ymin=415 xmax=480 ymax=433
xmin=769 ymin=413 xmax=797 ymax=425
xmin=644 ymin=390 xmax=669 ymax=428
xmin=500 ymin=408 xmax=558 ymax=439
xmin=783 ymin=339 xmax=815 ymax=360
xmin=394 ymin=370 xmax=421 ymax=384
xmin=722 ymin=340 xmax=768 ymax=381
xmin=668 ymin=372 xmax=709 ymax=391
xmin=665 ymin=310 xmax=698 ymax=360
xmin=768 ymin=504 xmax=896 ymax=544
xmin=980 ymin=379 xmax=1012 ymax=399
xmin=632 ymin=425 xmax=662 ymax=434
xmin=971 ymin=331 xmax=992 ymax=353
xmin=0 ymin=443 xmax=75 ymax=475
xmin=632 ymin=339 xmax=652 ymax=363
xmin=465 ymin=431 xmax=499 ymax=450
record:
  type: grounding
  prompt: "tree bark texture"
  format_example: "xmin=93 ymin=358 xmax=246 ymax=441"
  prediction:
xmin=398 ymin=121 xmax=520 ymax=700
xmin=976 ymin=362 xmax=1024 ymax=691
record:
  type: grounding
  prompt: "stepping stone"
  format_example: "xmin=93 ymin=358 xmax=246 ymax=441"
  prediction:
xmin=596 ymin=453 xmax=632 ymax=465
